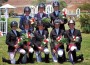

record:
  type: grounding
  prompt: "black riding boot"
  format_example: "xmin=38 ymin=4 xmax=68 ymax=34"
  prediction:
xmin=16 ymin=54 xmax=24 ymax=64
xmin=2 ymin=57 xmax=11 ymax=64
xmin=28 ymin=52 xmax=34 ymax=63
xmin=71 ymin=50 xmax=77 ymax=62
xmin=77 ymin=54 xmax=84 ymax=61
xmin=45 ymin=54 xmax=49 ymax=63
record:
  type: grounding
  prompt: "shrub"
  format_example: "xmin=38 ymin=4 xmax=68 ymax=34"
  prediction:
xmin=0 ymin=17 xmax=5 ymax=21
xmin=7 ymin=19 xmax=11 ymax=31
xmin=79 ymin=14 xmax=90 ymax=33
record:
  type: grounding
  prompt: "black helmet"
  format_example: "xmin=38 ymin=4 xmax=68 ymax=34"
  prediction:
xmin=54 ymin=19 xmax=60 ymax=24
xmin=53 ymin=1 xmax=60 ymax=7
xmin=38 ymin=3 xmax=45 ymax=10
xmin=10 ymin=21 xmax=18 ymax=28
xmin=68 ymin=19 xmax=75 ymax=25
xmin=37 ymin=20 xmax=44 ymax=26
xmin=24 ymin=6 xmax=31 ymax=13
xmin=24 ymin=20 xmax=30 ymax=26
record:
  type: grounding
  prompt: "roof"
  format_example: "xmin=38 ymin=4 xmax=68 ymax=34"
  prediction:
xmin=0 ymin=4 xmax=16 ymax=8
xmin=3 ymin=0 xmax=32 ymax=7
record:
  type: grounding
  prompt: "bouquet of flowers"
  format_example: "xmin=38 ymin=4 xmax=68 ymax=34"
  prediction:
xmin=58 ymin=13 xmax=67 ymax=22
xmin=41 ymin=17 xmax=51 ymax=28
xmin=42 ymin=17 xmax=51 ymax=23
xmin=41 ymin=38 xmax=49 ymax=47
xmin=56 ymin=35 xmax=67 ymax=44
xmin=30 ymin=18 xmax=36 ymax=25
xmin=17 ymin=33 xmax=34 ymax=46
xmin=72 ymin=36 xmax=80 ymax=42
xmin=54 ymin=35 xmax=67 ymax=51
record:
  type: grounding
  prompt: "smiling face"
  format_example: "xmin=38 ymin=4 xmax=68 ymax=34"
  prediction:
xmin=24 ymin=24 xmax=30 ymax=30
xmin=68 ymin=23 xmax=75 ymax=30
xmin=54 ymin=23 xmax=60 ymax=28
xmin=39 ymin=7 xmax=45 ymax=13
xmin=25 ymin=11 xmax=30 ymax=16
xmin=38 ymin=25 xmax=44 ymax=30
xmin=12 ymin=26 xmax=17 ymax=30
xmin=53 ymin=6 xmax=59 ymax=11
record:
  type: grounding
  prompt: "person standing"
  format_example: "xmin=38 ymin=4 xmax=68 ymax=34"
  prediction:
xmin=34 ymin=3 xmax=50 ymax=32
xmin=19 ymin=7 xmax=34 ymax=31
xmin=50 ymin=1 xmax=67 ymax=30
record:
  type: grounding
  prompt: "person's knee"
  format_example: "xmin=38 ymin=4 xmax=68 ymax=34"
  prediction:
xmin=44 ymin=48 xmax=49 ymax=54
xmin=19 ymin=49 xmax=26 ymax=54
xmin=29 ymin=48 xmax=34 ymax=53
xmin=57 ymin=49 xmax=64 ymax=57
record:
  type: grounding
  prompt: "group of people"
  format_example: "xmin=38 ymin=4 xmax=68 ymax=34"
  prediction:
xmin=2 ymin=1 xmax=84 ymax=64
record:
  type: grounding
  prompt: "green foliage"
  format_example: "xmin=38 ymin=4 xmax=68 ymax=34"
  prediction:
xmin=42 ymin=17 xmax=51 ymax=23
xmin=0 ymin=17 xmax=5 ymax=21
xmin=9 ymin=10 xmax=14 ymax=17
xmin=37 ymin=0 xmax=46 ymax=4
xmin=79 ymin=3 xmax=90 ymax=12
xmin=7 ymin=18 xmax=11 ymax=31
xmin=79 ymin=14 xmax=90 ymax=33
xmin=59 ymin=0 xmax=67 ymax=10
xmin=32 ymin=0 xmax=46 ymax=5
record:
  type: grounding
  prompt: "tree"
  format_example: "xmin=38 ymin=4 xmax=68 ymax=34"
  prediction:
xmin=0 ymin=0 xmax=8 ymax=6
xmin=79 ymin=3 xmax=90 ymax=12
xmin=59 ymin=0 xmax=67 ymax=10
xmin=32 ymin=0 xmax=46 ymax=5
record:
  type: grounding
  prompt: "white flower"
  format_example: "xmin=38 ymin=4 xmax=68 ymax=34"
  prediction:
xmin=76 ymin=36 xmax=80 ymax=42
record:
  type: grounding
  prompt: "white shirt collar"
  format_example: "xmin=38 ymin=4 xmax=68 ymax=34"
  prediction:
xmin=40 ymin=13 xmax=43 ymax=18
xmin=13 ymin=30 xmax=17 ymax=36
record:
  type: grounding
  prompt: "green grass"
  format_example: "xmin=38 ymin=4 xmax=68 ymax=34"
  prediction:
xmin=0 ymin=18 xmax=90 ymax=65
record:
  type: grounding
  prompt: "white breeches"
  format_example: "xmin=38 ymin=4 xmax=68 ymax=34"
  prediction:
xmin=18 ymin=49 xmax=26 ymax=54
xmin=44 ymin=48 xmax=49 ymax=54
xmin=57 ymin=48 xmax=64 ymax=57
xmin=70 ymin=46 xmax=77 ymax=51
xmin=35 ymin=51 xmax=41 ymax=62
xmin=29 ymin=47 xmax=34 ymax=53
xmin=52 ymin=48 xmax=64 ymax=62
xmin=9 ymin=52 xmax=16 ymax=64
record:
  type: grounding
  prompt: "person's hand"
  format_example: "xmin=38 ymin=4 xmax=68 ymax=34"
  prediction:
xmin=53 ymin=49 xmax=56 ymax=53
xmin=14 ymin=44 xmax=19 ymax=49
xmin=24 ymin=45 xmax=27 ymax=49
xmin=38 ymin=46 xmax=43 ymax=51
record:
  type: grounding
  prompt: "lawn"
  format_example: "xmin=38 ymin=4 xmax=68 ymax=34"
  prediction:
xmin=0 ymin=18 xmax=90 ymax=65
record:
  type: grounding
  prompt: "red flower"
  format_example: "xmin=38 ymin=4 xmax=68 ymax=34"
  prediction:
xmin=44 ymin=39 xmax=49 ymax=43
xmin=0 ymin=31 xmax=3 ymax=36
xmin=69 ymin=43 xmax=75 ymax=49
xmin=27 ymin=32 xmax=31 ymax=38
xmin=30 ymin=18 xmax=35 ymax=24
xmin=56 ymin=35 xmax=62 ymax=42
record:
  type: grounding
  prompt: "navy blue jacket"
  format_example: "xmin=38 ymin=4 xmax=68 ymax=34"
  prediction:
xmin=19 ymin=15 xmax=32 ymax=30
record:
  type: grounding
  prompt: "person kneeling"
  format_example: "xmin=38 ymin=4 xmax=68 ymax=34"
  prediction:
xmin=33 ymin=21 xmax=50 ymax=63
xmin=50 ymin=19 xmax=66 ymax=63
xmin=16 ymin=20 xmax=34 ymax=64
